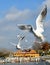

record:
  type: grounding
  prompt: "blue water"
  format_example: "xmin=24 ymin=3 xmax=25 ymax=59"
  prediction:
xmin=1 ymin=62 xmax=50 ymax=65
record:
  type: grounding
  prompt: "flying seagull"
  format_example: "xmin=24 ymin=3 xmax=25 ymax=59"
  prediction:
xmin=10 ymin=35 xmax=28 ymax=50
xmin=17 ymin=5 xmax=47 ymax=42
xmin=10 ymin=35 xmax=25 ymax=50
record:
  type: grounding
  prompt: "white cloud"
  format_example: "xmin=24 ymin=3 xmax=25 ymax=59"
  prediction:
xmin=0 ymin=7 xmax=34 ymax=23
xmin=5 ymin=9 xmax=33 ymax=21
xmin=0 ymin=7 xmax=34 ymax=31
xmin=1 ymin=25 xmax=16 ymax=31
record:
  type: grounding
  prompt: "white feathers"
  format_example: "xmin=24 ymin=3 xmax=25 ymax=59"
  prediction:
xmin=36 ymin=14 xmax=44 ymax=33
xmin=17 ymin=42 xmax=21 ymax=49
xmin=36 ymin=5 xmax=47 ymax=34
xmin=17 ymin=5 xmax=47 ymax=42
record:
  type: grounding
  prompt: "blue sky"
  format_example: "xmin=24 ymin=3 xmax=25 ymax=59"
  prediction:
xmin=0 ymin=0 xmax=50 ymax=50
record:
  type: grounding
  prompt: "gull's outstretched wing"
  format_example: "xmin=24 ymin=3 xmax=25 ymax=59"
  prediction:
xmin=17 ymin=24 xmax=39 ymax=38
xmin=10 ymin=42 xmax=16 ymax=46
xmin=17 ymin=34 xmax=25 ymax=40
xmin=36 ymin=5 xmax=47 ymax=33
xmin=17 ymin=24 xmax=33 ymax=32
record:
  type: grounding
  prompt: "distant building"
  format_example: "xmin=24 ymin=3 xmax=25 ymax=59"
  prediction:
xmin=13 ymin=49 xmax=39 ymax=57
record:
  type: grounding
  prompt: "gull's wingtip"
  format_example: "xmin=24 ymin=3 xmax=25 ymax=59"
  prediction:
xmin=43 ymin=4 xmax=47 ymax=11
xmin=45 ymin=4 xmax=47 ymax=10
xmin=41 ymin=4 xmax=47 ymax=17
